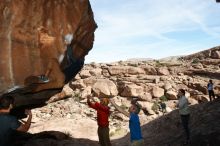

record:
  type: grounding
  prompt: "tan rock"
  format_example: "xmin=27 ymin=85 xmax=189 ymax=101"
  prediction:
xmin=79 ymin=70 xmax=91 ymax=78
xmin=108 ymin=66 xmax=128 ymax=75
xmin=108 ymin=66 xmax=145 ymax=76
xmin=74 ymin=74 xmax=81 ymax=80
xmin=127 ymin=67 xmax=145 ymax=75
xmin=138 ymin=75 xmax=160 ymax=83
xmin=29 ymin=118 xmax=98 ymax=141
xmin=192 ymin=63 xmax=203 ymax=69
xmin=89 ymin=68 xmax=102 ymax=76
xmin=92 ymin=79 xmax=118 ymax=97
xmin=166 ymin=91 xmax=177 ymax=100
xmin=166 ymin=107 xmax=173 ymax=113
xmin=143 ymin=65 xmax=157 ymax=75
xmin=193 ymin=95 xmax=209 ymax=103
xmin=102 ymin=69 xmax=110 ymax=77
xmin=165 ymin=100 xmax=177 ymax=109
xmin=185 ymin=91 xmax=191 ymax=98
xmin=157 ymin=67 xmax=170 ymax=75
xmin=139 ymin=92 xmax=152 ymax=102
xmin=188 ymin=82 xmax=207 ymax=94
xmin=83 ymin=77 xmax=98 ymax=86
xmin=69 ymin=79 xmax=85 ymax=90
xmin=62 ymin=84 xmax=74 ymax=96
xmin=188 ymin=98 xmax=198 ymax=105
xmin=120 ymin=84 xmax=143 ymax=97
xmin=211 ymin=50 xmax=220 ymax=59
xmin=81 ymin=86 xmax=92 ymax=99
xmin=152 ymin=87 xmax=164 ymax=98
xmin=164 ymin=82 xmax=172 ymax=90
xmin=139 ymin=101 xmax=155 ymax=115
xmin=214 ymin=85 xmax=220 ymax=92
xmin=160 ymin=76 xmax=173 ymax=81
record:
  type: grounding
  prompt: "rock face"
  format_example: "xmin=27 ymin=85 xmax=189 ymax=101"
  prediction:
xmin=0 ymin=0 xmax=97 ymax=94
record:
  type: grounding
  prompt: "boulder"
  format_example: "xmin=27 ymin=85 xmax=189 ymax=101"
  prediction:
xmin=191 ymin=63 xmax=203 ymax=69
xmin=0 ymin=0 xmax=97 ymax=94
xmin=81 ymin=86 xmax=92 ymax=99
xmin=83 ymin=77 xmax=98 ymax=87
xmin=139 ymin=92 xmax=152 ymax=102
xmin=127 ymin=67 xmax=145 ymax=75
xmin=120 ymin=84 xmax=143 ymax=97
xmin=0 ymin=0 xmax=97 ymax=118
xmin=92 ymin=79 xmax=118 ymax=98
xmin=102 ymin=69 xmax=110 ymax=77
xmin=69 ymin=79 xmax=86 ymax=90
xmin=188 ymin=82 xmax=207 ymax=95
xmin=108 ymin=66 xmax=145 ymax=76
xmin=152 ymin=87 xmax=164 ymax=98
xmin=138 ymin=101 xmax=155 ymax=115
xmin=79 ymin=70 xmax=92 ymax=79
xmin=211 ymin=50 xmax=220 ymax=59
xmin=164 ymin=82 xmax=172 ymax=90
xmin=157 ymin=67 xmax=170 ymax=75
xmin=108 ymin=66 xmax=128 ymax=75
xmin=143 ymin=65 xmax=157 ymax=75
xmin=89 ymin=68 xmax=102 ymax=76
xmin=192 ymin=95 xmax=209 ymax=103
xmin=166 ymin=91 xmax=177 ymax=100
xmin=188 ymin=98 xmax=198 ymax=105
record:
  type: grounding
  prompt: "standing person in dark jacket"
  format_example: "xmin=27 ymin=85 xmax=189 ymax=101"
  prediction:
xmin=207 ymin=79 xmax=215 ymax=101
xmin=87 ymin=96 xmax=111 ymax=146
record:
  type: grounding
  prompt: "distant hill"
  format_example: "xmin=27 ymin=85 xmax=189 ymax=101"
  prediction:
xmin=126 ymin=58 xmax=154 ymax=62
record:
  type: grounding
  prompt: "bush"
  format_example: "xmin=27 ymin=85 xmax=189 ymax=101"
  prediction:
xmin=191 ymin=58 xmax=200 ymax=64
xmin=151 ymin=101 xmax=159 ymax=113
xmin=74 ymin=92 xmax=82 ymax=102
xmin=120 ymin=104 xmax=128 ymax=110
xmin=155 ymin=60 xmax=165 ymax=67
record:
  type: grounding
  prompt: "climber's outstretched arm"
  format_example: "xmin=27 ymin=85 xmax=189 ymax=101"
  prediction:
xmin=110 ymin=97 xmax=129 ymax=117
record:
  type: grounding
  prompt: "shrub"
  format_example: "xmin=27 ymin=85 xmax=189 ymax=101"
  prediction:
xmin=151 ymin=101 xmax=159 ymax=113
xmin=120 ymin=104 xmax=128 ymax=111
xmin=74 ymin=92 xmax=82 ymax=102
xmin=191 ymin=58 xmax=200 ymax=64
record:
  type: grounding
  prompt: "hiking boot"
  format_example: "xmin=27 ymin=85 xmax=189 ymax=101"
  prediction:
xmin=38 ymin=75 xmax=50 ymax=83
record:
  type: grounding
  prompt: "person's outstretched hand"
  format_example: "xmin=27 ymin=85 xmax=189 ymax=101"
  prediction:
xmin=25 ymin=109 xmax=32 ymax=117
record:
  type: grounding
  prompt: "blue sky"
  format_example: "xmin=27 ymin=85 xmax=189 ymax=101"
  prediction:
xmin=86 ymin=0 xmax=220 ymax=63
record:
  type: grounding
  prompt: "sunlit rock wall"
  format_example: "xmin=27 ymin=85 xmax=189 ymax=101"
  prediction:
xmin=0 ymin=0 xmax=97 ymax=94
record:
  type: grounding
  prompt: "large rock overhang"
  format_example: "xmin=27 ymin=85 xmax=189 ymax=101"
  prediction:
xmin=0 ymin=0 xmax=97 ymax=111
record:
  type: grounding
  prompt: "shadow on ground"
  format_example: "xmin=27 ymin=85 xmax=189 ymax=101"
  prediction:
xmin=13 ymin=98 xmax=220 ymax=146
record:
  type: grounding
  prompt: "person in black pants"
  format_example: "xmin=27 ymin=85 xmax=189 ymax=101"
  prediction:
xmin=177 ymin=89 xmax=190 ymax=145
xmin=207 ymin=80 xmax=215 ymax=101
